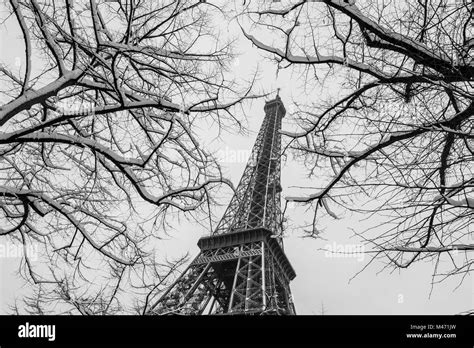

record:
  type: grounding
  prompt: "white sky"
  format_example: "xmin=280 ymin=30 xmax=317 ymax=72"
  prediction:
xmin=0 ymin=1 xmax=472 ymax=314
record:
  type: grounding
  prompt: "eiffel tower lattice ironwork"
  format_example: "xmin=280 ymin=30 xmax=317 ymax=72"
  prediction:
xmin=148 ymin=94 xmax=296 ymax=315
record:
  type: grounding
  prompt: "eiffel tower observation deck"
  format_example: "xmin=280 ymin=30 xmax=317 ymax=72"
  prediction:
xmin=148 ymin=93 xmax=296 ymax=315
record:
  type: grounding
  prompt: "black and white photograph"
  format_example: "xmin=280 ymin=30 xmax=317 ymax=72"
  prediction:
xmin=0 ymin=0 xmax=472 ymax=346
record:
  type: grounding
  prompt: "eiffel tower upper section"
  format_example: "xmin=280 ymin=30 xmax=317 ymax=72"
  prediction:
xmin=213 ymin=94 xmax=286 ymax=241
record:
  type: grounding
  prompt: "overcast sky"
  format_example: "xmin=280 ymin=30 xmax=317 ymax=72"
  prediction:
xmin=0 ymin=1 xmax=472 ymax=315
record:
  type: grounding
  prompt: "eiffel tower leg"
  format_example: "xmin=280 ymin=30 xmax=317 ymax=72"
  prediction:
xmin=148 ymin=253 xmax=232 ymax=315
xmin=227 ymin=253 xmax=241 ymax=313
xmin=261 ymin=239 xmax=295 ymax=315
xmin=148 ymin=258 xmax=209 ymax=315
xmin=227 ymin=241 xmax=265 ymax=314
xmin=261 ymin=240 xmax=266 ymax=311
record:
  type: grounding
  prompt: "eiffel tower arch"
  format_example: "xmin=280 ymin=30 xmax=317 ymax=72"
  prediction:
xmin=148 ymin=95 xmax=296 ymax=315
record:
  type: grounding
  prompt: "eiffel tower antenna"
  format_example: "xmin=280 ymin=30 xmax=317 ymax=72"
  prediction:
xmin=148 ymin=96 xmax=296 ymax=315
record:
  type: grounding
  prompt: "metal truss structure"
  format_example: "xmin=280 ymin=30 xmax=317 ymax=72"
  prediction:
xmin=148 ymin=95 xmax=296 ymax=315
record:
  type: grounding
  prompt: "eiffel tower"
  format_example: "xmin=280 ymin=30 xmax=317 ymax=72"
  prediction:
xmin=148 ymin=93 xmax=296 ymax=315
